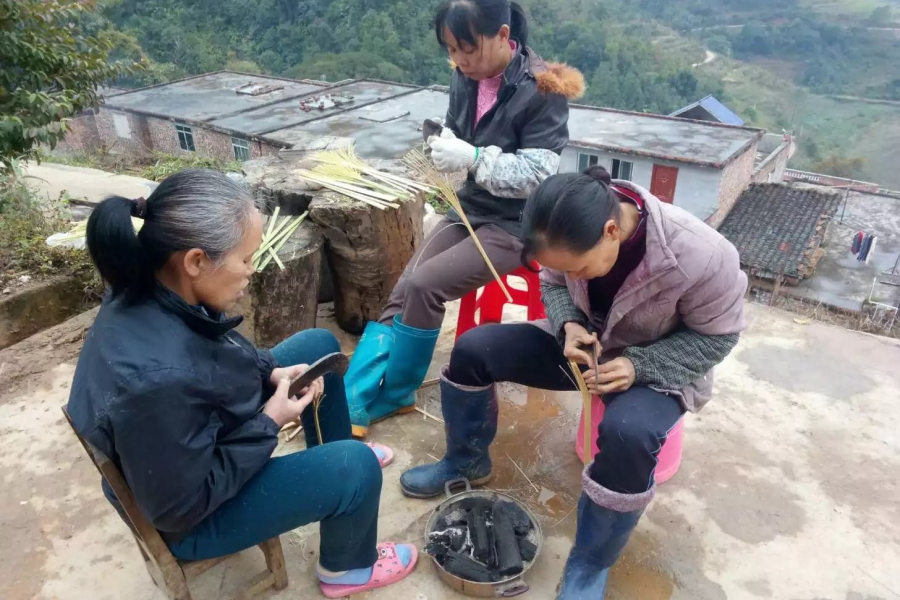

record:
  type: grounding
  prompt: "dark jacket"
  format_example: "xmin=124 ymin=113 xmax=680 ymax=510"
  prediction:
xmin=445 ymin=46 xmax=584 ymax=237
xmin=67 ymin=286 xmax=280 ymax=538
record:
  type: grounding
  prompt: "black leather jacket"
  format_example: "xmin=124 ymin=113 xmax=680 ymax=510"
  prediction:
xmin=444 ymin=46 xmax=582 ymax=237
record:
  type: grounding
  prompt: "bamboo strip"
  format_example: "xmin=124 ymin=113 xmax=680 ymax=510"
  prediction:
xmin=313 ymin=164 xmax=411 ymax=198
xmin=302 ymin=176 xmax=394 ymax=210
xmin=403 ymin=149 xmax=513 ymax=302
xmin=265 ymin=206 xmax=281 ymax=239
xmin=256 ymin=213 xmax=307 ymax=271
xmin=568 ymin=359 xmax=592 ymax=467
xmin=254 ymin=213 xmax=297 ymax=261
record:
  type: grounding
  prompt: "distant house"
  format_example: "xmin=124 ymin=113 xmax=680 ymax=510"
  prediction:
xmin=61 ymin=71 xmax=795 ymax=226
xmin=670 ymin=95 xmax=745 ymax=126
xmin=559 ymin=106 xmax=764 ymax=227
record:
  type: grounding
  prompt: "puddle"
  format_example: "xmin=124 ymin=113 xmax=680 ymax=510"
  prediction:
xmin=608 ymin=531 xmax=676 ymax=600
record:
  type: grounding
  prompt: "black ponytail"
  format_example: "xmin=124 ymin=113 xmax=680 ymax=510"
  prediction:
xmin=86 ymin=196 xmax=153 ymax=299
xmin=435 ymin=0 xmax=529 ymax=49
xmin=520 ymin=166 xmax=619 ymax=267
xmin=86 ymin=169 xmax=258 ymax=301
xmin=509 ymin=2 xmax=528 ymax=46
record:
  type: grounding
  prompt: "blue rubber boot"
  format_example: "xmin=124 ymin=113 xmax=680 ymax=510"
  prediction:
xmin=345 ymin=321 xmax=395 ymax=439
xmin=399 ymin=367 xmax=497 ymax=498
xmin=556 ymin=470 xmax=650 ymax=599
xmin=367 ymin=315 xmax=440 ymax=425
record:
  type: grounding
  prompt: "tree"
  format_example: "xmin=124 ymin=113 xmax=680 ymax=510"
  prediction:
xmin=813 ymin=154 xmax=865 ymax=179
xmin=0 ymin=0 xmax=135 ymax=167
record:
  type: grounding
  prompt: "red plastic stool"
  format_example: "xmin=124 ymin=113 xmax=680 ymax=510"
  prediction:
xmin=575 ymin=396 xmax=684 ymax=484
xmin=455 ymin=264 xmax=546 ymax=341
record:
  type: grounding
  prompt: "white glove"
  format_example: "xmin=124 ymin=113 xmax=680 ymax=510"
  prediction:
xmin=430 ymin=137 xmax=479 ymax=173
xmin=439 ymin=127 xmax=457 ymax=140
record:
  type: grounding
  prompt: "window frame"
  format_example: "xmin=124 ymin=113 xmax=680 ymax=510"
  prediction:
xmin=612 ymin=158 xmax=634 ymax=181
xmin=232 ymin=137 xmax=251 ymax=161
xmin=577 ymin=152 xmax=600 ymax=172
xmin=175 ymin=123 xmax=196 ymax=152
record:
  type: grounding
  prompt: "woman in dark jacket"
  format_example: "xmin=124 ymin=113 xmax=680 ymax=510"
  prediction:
xmin=346 ymin=0 xmax=584 ymax=438
xmin=66 ymin=170 xmax=416 ymax=598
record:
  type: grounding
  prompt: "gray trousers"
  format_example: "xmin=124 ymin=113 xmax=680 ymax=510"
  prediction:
xmin=379 ymin=218 xmax=524 ymax=330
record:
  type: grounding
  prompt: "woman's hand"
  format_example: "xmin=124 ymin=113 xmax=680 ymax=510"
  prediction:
xmin=262 ymin=370 xmax=324 ymax=428
xmin=584 ymin=357 xmax=636 ymax=396
xmin=270 ymin=365 xmax=307 ymax=387
xmin=563 ymin=322 xmax=600 ymax=367
xmin=430 ymin=137 xmax=477 ymax=172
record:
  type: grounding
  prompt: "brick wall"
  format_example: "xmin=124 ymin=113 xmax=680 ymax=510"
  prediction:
xmin=752 ymin=140 xmax=794 ymax=185
xmin=97 ymin=109 xmax=281 ymax=162
xmin=706 ymin=141 xmax=757 ymax=229
xmin=54 ymin=111 xmax=100 ymax=153
xmin=96 ymin=109 xmax=153 ymax=154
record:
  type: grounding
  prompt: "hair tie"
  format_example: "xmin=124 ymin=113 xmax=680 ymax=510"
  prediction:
xmin=131 ymin=196 xmax=147 ymax=219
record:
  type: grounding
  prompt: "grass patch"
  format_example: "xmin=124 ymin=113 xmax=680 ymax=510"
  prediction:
xmin=0 ymin=159 xmax=100 ymax=293
xmin=39 ymin=149 xmax=242 ymax=182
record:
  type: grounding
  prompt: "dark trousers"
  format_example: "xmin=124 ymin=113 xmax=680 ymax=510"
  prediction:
xmin=168 ymin=329 xmax=381 ymax=571
xmin=448 ymin=324 xmax=685 ymax=494
xmin=380 ymin=218 xmax=524 ymax=330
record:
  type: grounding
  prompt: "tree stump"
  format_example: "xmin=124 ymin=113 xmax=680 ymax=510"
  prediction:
xmin=309 ymin=191 xmax=425 ymax=334
xmin=232 ymin=220 xmax=324 ymax=348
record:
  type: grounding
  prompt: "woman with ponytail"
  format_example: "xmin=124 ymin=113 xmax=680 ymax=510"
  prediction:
xmin=346 ymin=0 xmax=586 ymax=438
xmin=400 ymin=167 xmax=748 ymax=598
xmin=67 ymin=170 xmax=417 ymax=598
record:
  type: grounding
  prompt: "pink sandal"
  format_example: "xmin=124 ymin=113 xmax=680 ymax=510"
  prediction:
xmin=367 ymin=442 xmax=394 ymax=468
xmin=319 ymin=543 xmax=418 ymax=598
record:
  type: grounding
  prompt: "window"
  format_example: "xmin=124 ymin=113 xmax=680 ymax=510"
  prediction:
xmin=175 ymin=124 xmax=195 ymax=152
xmin=232 ymin=137 xmax=250 ymax=161
xmin=612 ymin=158 xmax=634 ymax=181
xmin=577 ymin=152 xmax=600 ymax=172
xmin=112 ymin=113 xmax=131 ymax=139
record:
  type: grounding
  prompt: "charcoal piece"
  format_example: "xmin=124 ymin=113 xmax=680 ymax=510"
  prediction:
xmin=496 ymin=500 xmax=532 ymax=532
xmin=457 ymin=497 xmax=495 ymax=513
xmin=518 ymin=538 xmax=538 ymax=562
xmin=470 ymin=505 xmax=492 ymax=564
xmin=442 ymin=550 xmax=494 ymax=583
xmin=425 ymin=542 xmax=449 ymax=558
xmin=492 ymin=502 xmax=524 ymax=577
xmin=451 ymin=528 xmax=467 ymax=553
xmin=439 ymin=509 xmax=469 ymax=529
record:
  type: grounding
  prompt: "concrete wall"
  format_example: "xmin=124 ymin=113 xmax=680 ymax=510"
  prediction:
xmin=561 ymin=146 xmax=723 ymax=221
xmin=708 ymin=141 xmax=758 ymax=229
xmin=96 ymin=108 xmax=280 ymax=161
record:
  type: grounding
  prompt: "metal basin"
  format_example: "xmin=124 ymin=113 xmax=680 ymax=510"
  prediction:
xmin=424 ymin=479 xmax=543 ymax=598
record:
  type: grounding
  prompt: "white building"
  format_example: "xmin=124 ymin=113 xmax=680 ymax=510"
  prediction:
xmin=559 ymin=105 xmax=768 ymax=227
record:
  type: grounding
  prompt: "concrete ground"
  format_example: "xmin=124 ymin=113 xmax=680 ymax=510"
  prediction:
xmin=23 ymin=162 xmax=157 ymax=205
xmin=793 ymin=189 xmax=900 ymax=312
xmin=1 ymin=302 xmax=899 ymax=600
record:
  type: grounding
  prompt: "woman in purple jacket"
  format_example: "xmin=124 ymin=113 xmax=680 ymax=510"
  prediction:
xmin=400 ymin=166 xmax=748 ymax=598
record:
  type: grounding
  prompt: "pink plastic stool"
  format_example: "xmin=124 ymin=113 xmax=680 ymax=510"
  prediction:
xmin=455 ymin=264 xmax=546 ymax=341
xmin=575 ymin=396 xmax=684 ymax=484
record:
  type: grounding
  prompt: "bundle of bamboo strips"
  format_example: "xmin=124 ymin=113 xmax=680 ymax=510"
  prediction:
xmin=403 ymin=149 xmax=513 ymax=302
xmin=297 ymin=169 xmax=400 ymax=210
xmin=252 ymin=206 xmax=308 ymax=272
xmin=304 ymin=146 xmax=435 ymax=210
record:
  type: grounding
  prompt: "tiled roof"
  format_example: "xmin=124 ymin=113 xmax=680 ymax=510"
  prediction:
xmin=719 ymin=184 xmax=840 ymax=280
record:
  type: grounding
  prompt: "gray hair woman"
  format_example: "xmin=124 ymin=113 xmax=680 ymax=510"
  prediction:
xmin=67 ymin=169 xmax=416 ymax=597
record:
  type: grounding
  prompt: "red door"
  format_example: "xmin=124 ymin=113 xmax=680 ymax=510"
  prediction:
xmin=650 ymin=165 xmax=679 ymax=203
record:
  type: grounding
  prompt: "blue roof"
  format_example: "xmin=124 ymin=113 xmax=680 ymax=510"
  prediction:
xmin=671 ymin=95 xmax=745 ymax=126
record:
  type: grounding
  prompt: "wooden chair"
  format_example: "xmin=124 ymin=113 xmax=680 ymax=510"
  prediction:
xmin=62 ymin=407 xmax=289 ymax=600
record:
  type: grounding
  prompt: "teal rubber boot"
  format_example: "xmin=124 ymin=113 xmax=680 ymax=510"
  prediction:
xmin=345 ymin=321 xmax=395 ymax=438
xmin=368 ymin=315 xmax=440 ymax=424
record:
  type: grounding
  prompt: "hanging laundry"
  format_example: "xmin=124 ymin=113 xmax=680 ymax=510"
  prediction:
xmin=858 ymin=234 xmax=877 ymax=263
xmin=851 ymin=231 xmax=864 ymax=255
xmin=864 ymin=236 xmax=877 ymax=264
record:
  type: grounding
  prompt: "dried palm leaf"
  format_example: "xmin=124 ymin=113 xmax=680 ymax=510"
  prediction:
xmin=568 ymin=360 xmax=592 ymax=466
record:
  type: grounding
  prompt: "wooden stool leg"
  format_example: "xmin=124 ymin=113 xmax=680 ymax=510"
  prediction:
xmin=160 ymin=560 xmax=192 ymax=600
xmin=259 ymin=537 xmax=289 ymax=591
